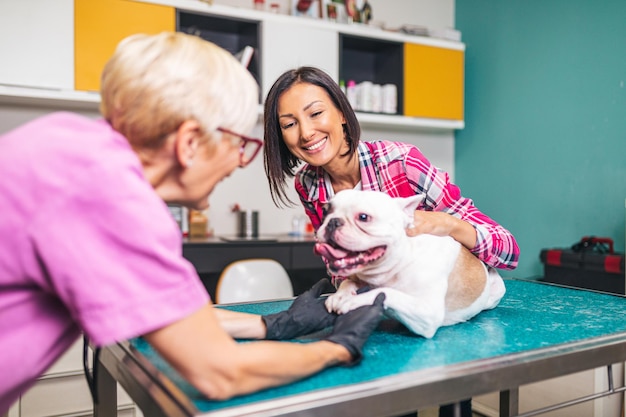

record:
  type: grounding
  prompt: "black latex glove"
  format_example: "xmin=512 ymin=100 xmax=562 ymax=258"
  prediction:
xmin=262 ymin=278 xmax=337 ymax=340
xmin=326 ymin=293 xmax=386 ymax=365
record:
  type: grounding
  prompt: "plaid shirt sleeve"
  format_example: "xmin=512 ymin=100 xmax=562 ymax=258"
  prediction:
xmin=294 ymin=166 xmax=325 ymax=230
xmin=400 ymin=145 xmax=519 ymax=270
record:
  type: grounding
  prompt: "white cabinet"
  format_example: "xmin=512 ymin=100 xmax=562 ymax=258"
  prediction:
xmin=6 ymin=339 xmax=141 ymax=417
xmin=0 ymin=1 xmax=74 ymax=91
xmin=0 ymin=0 xmax=464 ymax=131
xmin=261 ymin=19 xmax=338 ymax=100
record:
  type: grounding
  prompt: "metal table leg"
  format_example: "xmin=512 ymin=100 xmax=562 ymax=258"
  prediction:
xmin=94 ymin=356 xmax=118 ymax=417
xmin=500 ymin=388 xmax=519 ymax=417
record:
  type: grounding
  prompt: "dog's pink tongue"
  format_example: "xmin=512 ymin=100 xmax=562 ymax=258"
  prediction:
xmin=314 ymin=243 xmax=349 ymax=261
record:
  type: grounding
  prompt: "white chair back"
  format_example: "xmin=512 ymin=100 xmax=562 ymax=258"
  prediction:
xmin=216 ymin=259 xmax=294 ymax=304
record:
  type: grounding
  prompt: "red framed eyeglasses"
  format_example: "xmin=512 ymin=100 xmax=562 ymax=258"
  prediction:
xmin=217 ymin=127 xmax=264 ymax=167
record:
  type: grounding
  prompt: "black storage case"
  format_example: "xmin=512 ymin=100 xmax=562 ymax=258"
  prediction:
xmin=540 ymin=237 xmax=625 ymax=295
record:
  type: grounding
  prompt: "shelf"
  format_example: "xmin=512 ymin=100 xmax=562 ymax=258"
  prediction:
xmin=356 ymin=112 xmax=464 ymax=131
xmin=177 ymin=9 xmax=261 ymax=96
xmin=142 ymin=0 xmax=464 ymax=50
xmin=0 ymin=85 xmax=100 ymax=111
xmin=0 ymin=86 xmax=461 ymax=130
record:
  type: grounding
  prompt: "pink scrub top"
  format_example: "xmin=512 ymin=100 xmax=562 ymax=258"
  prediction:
xmin=0 ymin=112 xmax=210 ymax=412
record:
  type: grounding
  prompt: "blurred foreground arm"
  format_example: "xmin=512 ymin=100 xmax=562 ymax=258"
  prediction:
xmin=213 ymin=278 xmax=337 ymax=340
xmin=144 ymin=292 xmax=384 ymax=400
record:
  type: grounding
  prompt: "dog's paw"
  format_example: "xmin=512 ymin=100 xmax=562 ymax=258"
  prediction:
xmin=335 ymin=291 xmax=384 ymax=314
xmin=325 ymin=291 xmax=354 ymax=313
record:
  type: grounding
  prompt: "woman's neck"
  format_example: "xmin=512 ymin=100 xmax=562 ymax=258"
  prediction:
xmin=325 ymin=151 xmax=361 ymax=193
xmin=133 ymin=144 xmax=182 ymax=205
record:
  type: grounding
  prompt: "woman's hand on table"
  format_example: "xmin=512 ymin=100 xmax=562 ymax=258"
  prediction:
xmin=325 ymin=293 xmax=385 ymax=364
xmin=262 ymin=278 xmax=337 ymax=340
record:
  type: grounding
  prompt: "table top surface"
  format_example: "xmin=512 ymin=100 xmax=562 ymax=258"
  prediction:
xmin=127 ymin=278 xmax=626 ymax=415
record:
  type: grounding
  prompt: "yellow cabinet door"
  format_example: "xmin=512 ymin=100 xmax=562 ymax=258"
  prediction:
xmin=75 ymin=0 xmax=175 ymax=92
xmin=404 ymin=43 xmax=464 ymax=121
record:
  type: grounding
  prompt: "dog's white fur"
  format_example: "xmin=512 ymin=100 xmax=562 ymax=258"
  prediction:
xmin=315 ymin=189 xmax=506 ymax=338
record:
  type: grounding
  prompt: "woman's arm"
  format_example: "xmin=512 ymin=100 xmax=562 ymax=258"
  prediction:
xmin=403 ymin=147 xmax=519 ymax=270
xmin=407 ymin=210 xmax=478 ymax=251
xmin=145 ymin=304 xmax=348 ymax=400
xmin=213 ymin=307 xmax=267 ymax=339
xmin=144 ymin=294 xmax=384 ymax=401
xmin=213 ymin=278 xmax=337 ymax=340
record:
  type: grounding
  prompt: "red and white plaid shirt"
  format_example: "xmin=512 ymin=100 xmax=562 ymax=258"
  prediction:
xmin=295 ymin=140 xmax=519 ymax=278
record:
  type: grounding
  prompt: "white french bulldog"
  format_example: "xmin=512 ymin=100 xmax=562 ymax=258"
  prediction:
xmin=315 ymin=189 xmax=506 ymax=338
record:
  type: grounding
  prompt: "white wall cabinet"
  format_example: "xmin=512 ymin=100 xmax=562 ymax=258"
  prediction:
xmin=0 ymin=0 xmax=464 ymax=131
xmin=261 ymin=19 xmax=338 ymax=100
xmin=0 ymin=1 xmax=74 ymax=91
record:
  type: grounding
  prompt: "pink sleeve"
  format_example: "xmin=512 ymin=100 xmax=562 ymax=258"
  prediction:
xmin=32 ymin=166 xmax=209 ymax=346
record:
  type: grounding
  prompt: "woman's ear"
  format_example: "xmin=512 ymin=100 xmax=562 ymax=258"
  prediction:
xmin=174 ymin=120 xmax=202 ymax=168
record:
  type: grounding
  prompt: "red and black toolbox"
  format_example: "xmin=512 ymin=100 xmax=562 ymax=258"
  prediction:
xmin=540 ymin=236 xmax=625 ymax=295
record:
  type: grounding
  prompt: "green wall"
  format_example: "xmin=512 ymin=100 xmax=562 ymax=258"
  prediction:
xmin=455 ymin=0 xmax=626 ymax=278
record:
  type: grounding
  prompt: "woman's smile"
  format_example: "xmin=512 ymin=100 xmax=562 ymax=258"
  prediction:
xmin=304 ymin=137 xmax=327 ymax=152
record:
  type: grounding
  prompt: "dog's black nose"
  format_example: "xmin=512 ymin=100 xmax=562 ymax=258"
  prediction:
xmin=326 ymin=217 xmax=344 ymax=233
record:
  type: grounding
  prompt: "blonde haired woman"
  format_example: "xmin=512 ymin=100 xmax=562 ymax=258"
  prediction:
xmin=0 ymin=32 xmax=383 ymax=413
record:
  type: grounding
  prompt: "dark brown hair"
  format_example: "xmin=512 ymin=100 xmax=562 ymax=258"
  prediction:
xmin=263 ymin=66 xmax=361 ymax=207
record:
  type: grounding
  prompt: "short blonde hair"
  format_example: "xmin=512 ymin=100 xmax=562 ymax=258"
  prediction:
xmin=100 ymin=32 xmax=259 ymax=148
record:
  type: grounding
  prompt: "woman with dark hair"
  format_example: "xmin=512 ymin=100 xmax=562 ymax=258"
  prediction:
xmin=264 ymin=65 xmax=361 ymax=208
xmin=263 ymin=66 xmax=520 ymax=417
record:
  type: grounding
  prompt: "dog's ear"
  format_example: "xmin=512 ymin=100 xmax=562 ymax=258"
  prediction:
xmin=396 ymin=194 xmax=426 ymax=220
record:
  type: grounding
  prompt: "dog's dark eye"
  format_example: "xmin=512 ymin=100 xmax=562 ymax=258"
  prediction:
xmin=357 ymin=213 xmax=371 ymax=222
xmin=322 ymin=203 xmax=332 ymax=218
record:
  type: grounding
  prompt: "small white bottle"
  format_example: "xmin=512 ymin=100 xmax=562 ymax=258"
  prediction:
xmin=371 ymin=83 xmax=382 ymax=113
xmin=358 ymin=81 xmax=373 ymax=112
xmin=382 ymin=84 xmax=398 ymax=114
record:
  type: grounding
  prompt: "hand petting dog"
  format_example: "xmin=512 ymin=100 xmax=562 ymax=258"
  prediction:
xmin=262 ymin=278 xmax=385 ymax=363
xmin=262 ymin=278 xmax=337 ymax=340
